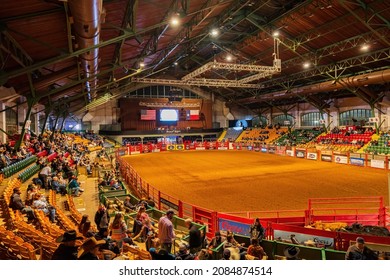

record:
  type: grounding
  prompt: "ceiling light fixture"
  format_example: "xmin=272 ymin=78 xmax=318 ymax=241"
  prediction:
xmin=272 ymin=31 xmax=280 ymax=37
xmin=303 ymin=62 xmax=310 ymax=68
xmin=210 ymin=28 xmax=220 ymax=37
xmin=360 ymin=44 xmax=369 ymax=51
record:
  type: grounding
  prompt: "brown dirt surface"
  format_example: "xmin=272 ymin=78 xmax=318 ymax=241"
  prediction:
xmin=123 ymin=150 xmax=388 ymax=213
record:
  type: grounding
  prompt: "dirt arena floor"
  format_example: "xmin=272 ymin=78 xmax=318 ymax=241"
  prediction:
xmin=123 ymin=150 xmax=388 ymax=213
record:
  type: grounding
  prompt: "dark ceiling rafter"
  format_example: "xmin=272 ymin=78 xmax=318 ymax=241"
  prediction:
xmin=1 ymin=0 xmax=390 ymax=116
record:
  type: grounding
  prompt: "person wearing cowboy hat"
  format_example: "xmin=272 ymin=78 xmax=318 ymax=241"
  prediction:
xmin=77 ymin=237 xmax=106 ymax=260
xmin=52 ymin=230 xmax=83 ymax=260
xmin=284 ymin=246 xmax=301 ymax=260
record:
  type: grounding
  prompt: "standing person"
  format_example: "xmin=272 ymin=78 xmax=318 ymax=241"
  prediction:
xmin=345 ymin=237 xmax=378 ymax=260
xmin=185 ymin=218 xmax=202 ymax=254
xmin=250 ymin=217 xmax=265 ymax=242
xmin=158 ymin=209 xmax=176 ymax=253
xmin=109 ymin=212 xmax=127 ymax=251
xmin=52 ymin=230 xmax=83 ymax=260
xmin=94 ymin=204 xmax=110 ymax=238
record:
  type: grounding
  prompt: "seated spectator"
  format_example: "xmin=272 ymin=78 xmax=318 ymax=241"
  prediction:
xmin=247 ymin=238 xmax=267 ymax=260
xmin=175 ymin=243 xmax=195 ymax=260
xmin=207 ymin=231 xmax=224 ymax=250
xmin=52 ymin=230 xmax=83 ymax=260
xmin=149 ymin=248 xmax=176 ymax=260
xmin=68 ymin=175 xmax=84 ymax=196
xmin=77 ymin=237 xmax=106 ymax=260
xmin=9 ymin=187 xmax=35 ymax=222
xmin=51 ymin=176 xmax=67 ymax=195
xmin=123 ymin=196 xmax=136 ymax=212
xmin=32 ymin=193 xmax=56 ymax=223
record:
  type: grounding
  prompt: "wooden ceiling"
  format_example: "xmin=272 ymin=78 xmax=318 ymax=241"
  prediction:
xmin=1 ymin=0 xmax=389 ymax=116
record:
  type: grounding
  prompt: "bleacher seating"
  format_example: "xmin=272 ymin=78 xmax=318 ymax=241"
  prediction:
xmin=365 ymin=134 xmax=390 ymax=155
xmin=1 ymin=155 xmax=37 ymax=178
xmin=273 ymin=128 xmax=322 ymax=147
xmin=316 ymin=128 xmax=374 ymax=153
xmin=219 ymin=128 xmax=243 ymax=142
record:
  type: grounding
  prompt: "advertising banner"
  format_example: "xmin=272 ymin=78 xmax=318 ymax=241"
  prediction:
xmin=217 ymin=142 xmax=228 ymax=150
xmin=286 ymin=150 xmax=294 ymax=157
xmin=167 ymin=145 xmax=175 ymax=151
xmin=273 ymin=230 xmax=334 ymax=249
xmin=261 ymin=147 xmax=267 ymax=153
xmin=371 ymin=159 xmax=385 ymax=169
xmin=247 ymin=146 xmax=253 ymax=151
xmin=334 ymin=155 xmax=348 ymax=164
xmin=184 ymin=144 xmax=191 ymax=150
xmin=176 ymin=144 xmax=184 ymax=150
xmin=218 ymin=218 xmax=251 ymax=236
xmin=276 ymin=146 xmax=286 ymax=156
xmin=295 ymin=149 xmax=306 ymax=158
xmin=159 ymin=198 xmax=179 ymax=211
xmin=321 ymin=155 xmax=332 ymax=162
xmin=195 ymin=142 xmax=205 ymax=150
xmin=350 ymin=157 xmax=364 ymax=166
xmin=307 ymin=152 xmax=317 ymax=160
xmin=268 ymin=146 xmax=276 ymax=154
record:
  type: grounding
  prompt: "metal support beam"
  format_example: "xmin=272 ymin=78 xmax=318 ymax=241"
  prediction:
xmin=0 ymin=29 xmax=33 ymax=67
xmin=15 ymin=97 xmax=36 ymax=150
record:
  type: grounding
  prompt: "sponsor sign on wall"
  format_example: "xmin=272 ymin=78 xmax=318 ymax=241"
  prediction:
xmin=321 ymin=155 xmax=332 ymax=162
xmin=334 ymin=155 xmax=348 ymax=164
xmin=247 ymin=146 xmax=253 ymax=151
xmin=286 ymin=150 xmax=294 ymax=157
xmin=371 ymin=159 xmax=385 ymax=169
xmin=261 ymin=147 xmax=267 ymax=153
xmin=160 ymin=198 xmax=178 ymax=211
xmin=273 ymin=230 xmax=334 ymax=249
xmin=307 ymin=152 xmax=317 ymax=160
xmin=218 ymin=218 xmax=251 ymax=236
xmin=167 ymin=145 xmax=175 ymax=151
xmin=176 ymin=144 xmax=184 ymax=150
xmin=295 ymin=149 xmax=306 ymax=158
xmin=152 ymin=149 xmax=160 ymax=153
xmin=268 ymin=146 xmax=276 ymax=154
xmin=350 ymin=157 xmax=364 ymax=166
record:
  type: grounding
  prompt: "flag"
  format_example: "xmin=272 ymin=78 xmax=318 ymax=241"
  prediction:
xmin=140 ymin=109 xmax=156 ymax=120
xmin=187 ymin=110 xmax=200 ymax=120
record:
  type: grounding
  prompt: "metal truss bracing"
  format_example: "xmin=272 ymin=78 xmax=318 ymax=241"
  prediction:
xmin=182 ymin=60 xmax=281 ymax=80
xmin=255 ymin=48 xmax=390 ymax=90
xmin=132 ymin=77 xmax=262 ymax=88
xmin=139 ymin=101 xmax=200 ymax=108
xmin=0 ymin=31 xmax=33 ymax=68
